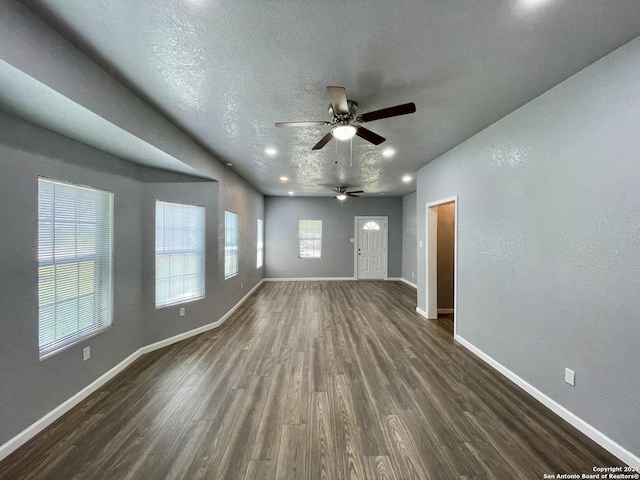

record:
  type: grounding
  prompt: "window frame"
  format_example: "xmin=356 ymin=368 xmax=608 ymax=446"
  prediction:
xmin=155 ymin=200 xmax=206 ymax=309
xmin=298 ymin=220 xmax=322 ymax=259
xmin=37 ymin=177 xmax=114 ymax=360
xmin=257 ymin=218 xmax=264 ymax=269
xmin=225 ymin=210 xmax=239 ymax=279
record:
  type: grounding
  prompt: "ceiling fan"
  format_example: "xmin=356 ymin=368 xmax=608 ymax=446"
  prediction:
xmin=275 ymin=86 xmax=416 ymax=150
xmin=333 ymin=186 xmax=364 ymax=200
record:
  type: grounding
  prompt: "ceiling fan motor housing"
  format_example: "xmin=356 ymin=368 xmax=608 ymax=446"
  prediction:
xmin=329 ymin=100 xmax=358 ymax=123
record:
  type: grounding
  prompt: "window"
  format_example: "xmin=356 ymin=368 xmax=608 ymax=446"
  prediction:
xmin=38 ymin=178 xmax=113 ymax=359
xmin=225 ymin=211 xmax=239 ymax=278
xmin=257 ymin=218 xmax=264 ymax=269
xmin=155 ymin=201 xmax=205 ymax=308
xmin=363 ymin=221 xmax=380 ymax=230
xmin=299 ymin=220 xmax=322 ymax=258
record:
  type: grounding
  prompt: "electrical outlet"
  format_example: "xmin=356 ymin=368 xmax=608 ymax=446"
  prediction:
xmin=565 ymin=368 xmax=575 ymax=386
xmin=83 ymin=346 xmax=90 ymax=361
xmin=179 ymin=307 xmax=185 ymax=317
xmin=241 ymin=282 xmax=244 ymax=290
xmin=412 ymin=272 xmax=415 ymax=278
xmin=418 ymin=240 xmax=423 ymax=248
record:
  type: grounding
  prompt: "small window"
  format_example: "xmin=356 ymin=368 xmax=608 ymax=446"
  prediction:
xmin=363 ymin=221 xmax=380 ymax=230
xmin=225 ymin=211 xmax=239 ymax=278
xmin=155 ymin=201 xmax=205 ymax=308
xmin=299 ymin=220 xmax=322 ymax=258
xmin=38 ymin=178 xmax=113 ymax=359
xmin=257 ymin=218 xmax=264 ymax=269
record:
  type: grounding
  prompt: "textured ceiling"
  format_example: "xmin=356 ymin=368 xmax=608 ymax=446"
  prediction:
xmin=22 ymin=0 xmax=640 ymax=196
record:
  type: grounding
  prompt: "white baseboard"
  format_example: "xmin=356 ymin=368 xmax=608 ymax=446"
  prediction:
xmin=264 ymin=277 xmax=355 ymax=281
xmin=437 ymin=308 xmax=454 ymax=314
xmin=0 ymin=279 xmax=265 ymax=462
xmin=265 ymin=277 xmax=409 ymax=283
xmin=140 ymin=280 xmax=265 ymax=354
xmin=415 ymin=306 xmax=429 ymax=318
xmin=454 ymin=334 xmax=640 ymax=469
xmin=0 ymin=349 xmax=142 ymax=462
xmin=399 ymin=278 xmax=417 ymax=288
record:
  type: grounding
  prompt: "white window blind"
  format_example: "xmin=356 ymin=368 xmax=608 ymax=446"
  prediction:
xmin=155 ymin=201 xmax=205 ymax=308
xmin=299 ymin=220 xmax=322 ymax=258
xmin=257 ymin=218 xmax=264 ymax=269
xmin=225 ymin=211 xmax=238 ymax=278
xmin=38 ymin=178 xmax=113 ymax=359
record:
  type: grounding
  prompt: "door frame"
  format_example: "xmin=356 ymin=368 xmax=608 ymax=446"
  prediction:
xmin=425 ymin=196 xmax=458 ymax=337
xmin=353 ymin=216 xmax=388 ymax=280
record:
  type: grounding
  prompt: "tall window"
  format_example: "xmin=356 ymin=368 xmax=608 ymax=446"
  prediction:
xmin=257 ymin=218 xmax=264 ymax=269
xmin=155 ymin=201 xmax=205 ymax=308
xmin=38 ymin=178 xmax=113 ymax=359
xmin=225 ymin=211 xmax=239 ymax=278
xmin=299 ymin=220 xmax=322 ymax=258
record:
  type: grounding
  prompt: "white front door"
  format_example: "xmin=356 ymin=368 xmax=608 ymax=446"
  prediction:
xmin=356 ymin=217 xmax=387 ymax=279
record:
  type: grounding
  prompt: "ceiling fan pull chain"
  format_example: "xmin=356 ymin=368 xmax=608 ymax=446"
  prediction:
xmin=335 ymin=137 xmax=338 ymax=165
xmin=350 ymin=137 xmax=353 ymax=168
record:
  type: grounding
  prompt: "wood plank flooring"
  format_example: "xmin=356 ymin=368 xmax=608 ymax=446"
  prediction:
xmin=0 ymin=281 xmax=624 ymax=479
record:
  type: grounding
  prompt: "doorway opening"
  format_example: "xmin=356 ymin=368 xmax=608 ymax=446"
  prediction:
xmin=426 ymin=197 xmax=457 ymax=336
xmin=354 ymin=216 xmax=388 ymax=280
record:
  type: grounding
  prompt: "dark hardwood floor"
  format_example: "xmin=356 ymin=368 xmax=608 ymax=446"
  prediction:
xmin=0 ymin=281 xmax=623 ymax=479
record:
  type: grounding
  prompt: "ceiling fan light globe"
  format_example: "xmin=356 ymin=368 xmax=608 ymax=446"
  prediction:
xmin=336 ymin=194 xmax=347 ymax=200
xmin=332 ymin=125 xmax=357 ymax=141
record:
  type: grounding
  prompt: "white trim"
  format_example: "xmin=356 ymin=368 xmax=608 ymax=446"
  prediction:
xmin=0 ymin=348 xmax=141 ymax=463
xmin=454 ymin=334 xmax=640 ymax=469
xmin=354 ymin=216 xmax=389 ymax=280
xmin=437 ymin=308 xmax=454 ymax=314
xmin=424 ymin=196 xmax=458 ymax=337
xmin=0 ymin=279 xmax=265 ymax=462
xmin=400 ymin=278 xmax=417 ymax=289
xmin=139 ymin=280 xmax=264 ymax=354
xmin=263 ymin=277 xmax=355 ymax=282
xmin=415 ymin=307 xmax=428 ymax=318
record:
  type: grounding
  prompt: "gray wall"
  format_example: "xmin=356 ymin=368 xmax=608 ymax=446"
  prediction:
xmin=142 ymin=177 xmax=263 ymax=345
xmin=0 ymin=113 xmax=263 ymax=447
xmin=0 ymin=115 xmax=145 ymax=446
xmin=0 ymin=2 xmax=266 ymax=450
xmin=436 ymin=203 xmax=455 ymax=309
xmin=416 ymin=37 xmax=640 ymax=455
xmin=265 ymin=196 xmax=402 ymax=279
xmin=401 ymin=193 xmax=417 ymax=284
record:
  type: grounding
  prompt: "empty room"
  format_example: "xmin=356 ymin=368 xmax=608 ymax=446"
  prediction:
xmin=1 ymin=1 xmax=639 ymax=479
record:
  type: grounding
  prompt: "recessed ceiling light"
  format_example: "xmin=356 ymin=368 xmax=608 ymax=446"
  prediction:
xmin=332 ymin=125 xmax=357 ymax=141
xmin=336 ymin=194 xmax=347 ymax=201
xmin=288 ymin=191 xmax=294 ymax=195
xmin=402 ymin=175 xmax=412 ymax=183
xmin=279 ymin=176 xmax=288 ymax=182
xmin=519 ymin=0 xmax=551 ymax=8
xmin=226 ymin=162 xmax=233 ymax=167
xmin=382 ymin=148 xmax=395 ymax=158
xmin=265 ymin=148 xmax=277 ymax=156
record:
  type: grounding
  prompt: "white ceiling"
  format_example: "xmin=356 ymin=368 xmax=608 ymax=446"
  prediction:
xmin=21 ymin=0 xmax=640 ymax=196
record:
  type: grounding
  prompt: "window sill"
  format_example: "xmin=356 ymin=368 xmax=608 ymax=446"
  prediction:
xmin=155 ymin=294 xmax=205 ymax=309
xmin=225 ymin=273 xmax=238 ymax=280
xmin=40 ymin=325 xmax=112 ymax=361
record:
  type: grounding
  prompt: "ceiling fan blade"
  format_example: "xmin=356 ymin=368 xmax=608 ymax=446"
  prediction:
xmin=327 ymin=86 xmax=349 ymax=115
xmin=347 ymin=190 xmax=364 ymax=194
xmin=275 ymin=121 xmax=328 ymax=127
xmin=347 ymin=193 xmax=361 ymax=197
xmin=356 ymin=126 xmax=386 ymax=145
xmin=312 ymin=132 xmax=334 ymax=150
xmin=358 ymin=102 xmax=416 ymax=123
